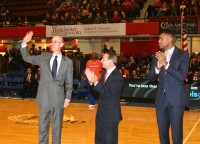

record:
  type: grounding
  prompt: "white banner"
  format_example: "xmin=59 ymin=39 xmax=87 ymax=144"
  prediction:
xmin=46 ymin=23 xmax=126 ymax=38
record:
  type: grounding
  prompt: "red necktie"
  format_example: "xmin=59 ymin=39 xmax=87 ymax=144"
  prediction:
xmin=104 ymin=72 xmax=108 ymax=83
xmin=164 ymin=53 xmax=168 ymax=75
xmin=164 ymin=67 xmax=166 ymax=75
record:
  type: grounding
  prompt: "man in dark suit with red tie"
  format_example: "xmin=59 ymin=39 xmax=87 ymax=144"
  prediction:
xmin=147 ymin=30 xmax=189 ymax=144
xmin=85 ymin=51 xmax=124 ymax=144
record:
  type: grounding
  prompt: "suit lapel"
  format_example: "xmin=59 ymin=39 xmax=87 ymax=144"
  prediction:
xmin=169 ymin=47 xmax=178 ymax=64
xmin=165 ymin=47 xmax=179 ymax=79
xmin=57 ymin=56 xmax=66 ymax=77
xmin=47 ymin=56 xmax=52 ymax=73
xmin=104 ymin=68 xmax=117 ymax=84
xmin=45 ymin=53 xmax=53 ymax=79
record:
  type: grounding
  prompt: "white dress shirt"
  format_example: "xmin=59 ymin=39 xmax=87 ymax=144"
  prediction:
xmin=50 ymin=53 xmax=62 ymax=75
xmin=104 ymin=66 xmax=116 ymax=81
xmin=94 ymin=66 xmax=116 ymax=86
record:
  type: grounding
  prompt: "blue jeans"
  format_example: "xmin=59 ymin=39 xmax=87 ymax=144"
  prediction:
xmin=88 ymin=90 xmax=95 ymax=105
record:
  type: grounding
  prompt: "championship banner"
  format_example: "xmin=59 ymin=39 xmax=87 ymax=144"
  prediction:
xmin=46 ymin=23 xmax=126 ymax=38
xmin=160 ymin=20 xmax=198 ymax=34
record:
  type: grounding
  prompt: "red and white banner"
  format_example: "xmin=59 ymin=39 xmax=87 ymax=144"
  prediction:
xmin=46 ymin=23 xmax=126 ymax=38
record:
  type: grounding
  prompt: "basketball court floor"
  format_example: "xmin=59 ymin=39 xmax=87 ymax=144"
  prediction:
xmin=0 ymin=98 xmax=200 ymax=144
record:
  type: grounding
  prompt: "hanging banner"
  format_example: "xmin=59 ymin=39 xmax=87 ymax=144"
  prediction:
xmin=160 ymin=20 xmax=198 ymax=34
xmin=46 ymin=23 xmax=126 ymax=38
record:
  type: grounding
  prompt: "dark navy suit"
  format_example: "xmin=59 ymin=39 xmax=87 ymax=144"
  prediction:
xmin=94 ymin=68 xmax=124 ymax=144
xmin=148 ymin=47 xmax=189 ymax=144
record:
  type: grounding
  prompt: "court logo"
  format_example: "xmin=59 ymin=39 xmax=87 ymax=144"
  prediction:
xmin=8 ymin=114 xmax=85 ymax=127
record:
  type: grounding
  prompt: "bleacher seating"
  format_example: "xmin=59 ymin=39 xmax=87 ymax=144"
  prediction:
xmin=5 ymin=0 xmax=49 ymax=17
xmin=72 ymin=79 xmax=79 ymax=98
xmin=76 ymin=79 xmax=90 ymax=99
xmin=0 ymin=70 xmax=25 ymax=96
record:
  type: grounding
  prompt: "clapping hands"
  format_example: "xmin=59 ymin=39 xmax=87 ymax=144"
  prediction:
xmin=85 ymin=68 xmax=98 ymax=84
xmin=155 ymin=51 xmax=167 ymax=69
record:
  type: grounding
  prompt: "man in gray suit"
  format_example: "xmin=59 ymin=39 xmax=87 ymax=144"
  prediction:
xmin=21 ymin=31 xmax=73 ymax=144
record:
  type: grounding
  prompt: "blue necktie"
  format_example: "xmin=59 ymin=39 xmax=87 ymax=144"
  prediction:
xmin=52 ymin=56 xmax=58 ymax=79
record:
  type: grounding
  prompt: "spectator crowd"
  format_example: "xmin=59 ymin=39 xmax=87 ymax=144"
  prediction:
xmin=0 ymin=43 xmax=199 ymax=98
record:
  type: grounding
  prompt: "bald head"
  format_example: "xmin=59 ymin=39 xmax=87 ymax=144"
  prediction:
xmin=54 ymin=36 xmax=64 ymax=43
xmin=91 ymin=52 xmax=97 ymax=59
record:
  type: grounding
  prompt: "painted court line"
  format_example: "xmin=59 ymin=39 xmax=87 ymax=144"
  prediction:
xmin=183 ymin=117 xmax=200 ymax=144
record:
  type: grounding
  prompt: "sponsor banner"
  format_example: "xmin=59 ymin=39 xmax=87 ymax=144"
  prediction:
xmin=46 ymin=23 xmax=126 ymax=37
xmin=121 ymin=79 xmax=200 ymax=110
xmin=121 ymin=79 xmax=158 ymax=99
xmin=160 ymin=20 xmax=198 ymax=34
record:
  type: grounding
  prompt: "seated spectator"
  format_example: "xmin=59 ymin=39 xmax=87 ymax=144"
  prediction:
xmin=136 ymin=66 xmax=144 ymax=78
xmin=17 ymin=16 xmax=23 ymax=27
xmin=81 ymin=9 xmax=89 ymax=24
xmin=8 ymin=53 xmax=19 ymax=71
xmin=92 ymin=3 xmax=100 ymax=15
xmin=76 ymin=14 xmax=83 ymax=24
xmin=86 ymin=12 xmax=94 ymax=24
xmin=153 ymin=0 xmax=162 ymax=7
xmin=156 ymin=2 xmax=169 ymax=16
xmin=153 ymin=0 xmax=163 ymax=16
xmin=42 ymin=13 xmax=52 ymax=25
xmin=128 ymin=0 xmax=140 ymax=18
xmin=190 ymin=57 xmax=198 ymax=72
xmin=68 ymin=14 xmax=77 ymax=25
xmin=60 ymin=2 xmax=70 ymax=15
xmin=0 ymin=7 xmax=9 ymax=17
xmin=111 ymin=0 xmax=120 ymax=6
xmin=23 ymin=67 xmax=36 ymax=98
xmin=188 ymin=71 xmax=200 ymax=85
xmin=169 ymin=0 xmax=177 ymax=16
xmin=70 ymin=3 xmax=78 ymax=16
xmin=101 ymin=0 xmax=111 ymax=10
xmin=23 ymin=17 xmax=29 ymax=27
xmin=47 ymin=0 xmax=56 ymax=15
xmin=190 ymin=0 xmax=198 ymax=15
xmin=146 ymin=5 xmax=155 ymax=17
xmin=102 ymin=11 xmax=111 ymax=23
xmin=128 ymin=56 xmax=137 ymax=74
xmin=52 ymin=12 xmax=61 ymax=23
xmin=82 ymin=0 xmax=89 ymax=7
xmin=121 ymin=0 xmax=133 ymax=8
xmin=119 ymin=64 xmax=129 ymax=78
xmin=129 ymin=69 xmax=141 ymax=79
xmin=120 ymin=11 xmax=128 ymax=23
xmin=94 ymin=12 xmax=103 ymax=24
xmin=63 ymin=12 xmax=71 ymax=24
xmin=112 ymin=10 xmax=120 ymax=23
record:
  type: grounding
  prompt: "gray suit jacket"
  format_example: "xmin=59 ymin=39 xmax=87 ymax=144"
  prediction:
xmin=20 ymin=48 xmax=73 ymax=108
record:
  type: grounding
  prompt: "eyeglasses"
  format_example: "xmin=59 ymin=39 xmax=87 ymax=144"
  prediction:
xmin=51 ymin=40 xmax=63 ymax=43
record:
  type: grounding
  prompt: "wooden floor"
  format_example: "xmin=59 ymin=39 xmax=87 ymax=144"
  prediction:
xmin=1 ymin=98 xmax=200 ymax=144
